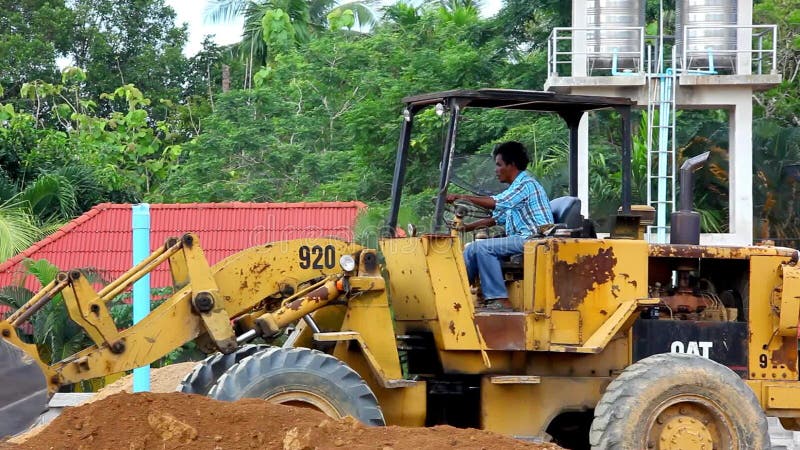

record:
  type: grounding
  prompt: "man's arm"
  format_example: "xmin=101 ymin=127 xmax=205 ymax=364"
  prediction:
xmin=445 ymin=193 xmax=497 ymax=210
xmin=461 ymin=217 xmax=496 ymax=232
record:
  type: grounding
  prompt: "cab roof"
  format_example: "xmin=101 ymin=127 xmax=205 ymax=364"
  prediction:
xmin=402 ymin=89 xmax=635 ymax=112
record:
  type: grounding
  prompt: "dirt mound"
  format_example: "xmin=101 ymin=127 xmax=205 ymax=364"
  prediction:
xmin=10 ymin=392 xmax=562 ymax=450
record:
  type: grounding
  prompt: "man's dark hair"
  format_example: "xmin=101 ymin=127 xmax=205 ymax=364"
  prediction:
xmin=492 ymin=141 xmax=530 ymax=171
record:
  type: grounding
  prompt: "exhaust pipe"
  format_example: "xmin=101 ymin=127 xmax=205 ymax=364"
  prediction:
xmin=670 ymin=152 xmax=710 ymax=245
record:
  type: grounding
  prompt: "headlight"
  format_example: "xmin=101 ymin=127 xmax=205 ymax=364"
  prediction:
xmin=339 ymin=254 xmax=356 ymax=272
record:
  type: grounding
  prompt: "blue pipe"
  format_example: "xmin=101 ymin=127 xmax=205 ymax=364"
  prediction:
xmin=131 ymin=203 xmax=151 ymax=392
xmin=611 ymin=48 xmax=639 ymax=76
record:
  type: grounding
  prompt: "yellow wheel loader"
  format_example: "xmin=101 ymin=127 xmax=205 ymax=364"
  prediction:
xmin=2 ymin=89 xmax=800 ymax=450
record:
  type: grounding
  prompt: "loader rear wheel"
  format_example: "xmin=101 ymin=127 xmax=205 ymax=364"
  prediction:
xmin=589 ymin=353 xmax=769 ymax=450
xmin=177 ymin=344 xmax=269 ymax=395
xmin=209 ymin=347 xmax=385 ymax=426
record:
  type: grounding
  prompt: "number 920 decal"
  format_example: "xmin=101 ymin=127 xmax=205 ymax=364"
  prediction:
xmin=298 ymin=245 xmax=337 ymax=269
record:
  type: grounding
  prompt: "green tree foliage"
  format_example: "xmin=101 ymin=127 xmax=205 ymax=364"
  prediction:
xmin=0 ymin=0 xmax=75 ymax=96
xmin=754 ymin=0 xmax=800 ymax=125
xmin=161 ymin=5 xmax=509 ymax=209
xmin=205 ymin=0 xmax=376 ymax=68
xmin=752 ymin=121 xmax=800 ymax=244
xmin=67 ymin=0 xmax=189 ymax=101
xmin=0 ymin=67 xmax=186 ymax=258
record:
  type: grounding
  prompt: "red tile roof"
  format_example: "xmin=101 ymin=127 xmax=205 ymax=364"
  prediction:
xmin=0 ymin=202 xmax=367 ymax=318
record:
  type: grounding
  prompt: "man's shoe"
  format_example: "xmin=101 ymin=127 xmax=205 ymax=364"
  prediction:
xmin=481 ymin=298 xmax=513 ymax=311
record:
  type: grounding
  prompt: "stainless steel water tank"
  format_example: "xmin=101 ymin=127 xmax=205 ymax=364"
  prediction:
xmin=586 ymin=0 xmax=645 ymax=72
xmin=676 ymin=0 xmax=738 ymax=71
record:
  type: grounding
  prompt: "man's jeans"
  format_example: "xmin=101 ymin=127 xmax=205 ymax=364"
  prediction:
xmin=463 ymin=236 xmax=526 ymax=300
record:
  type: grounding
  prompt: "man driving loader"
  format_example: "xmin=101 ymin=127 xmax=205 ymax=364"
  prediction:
xmin=445 ymin=141 xmax=553 ymax=310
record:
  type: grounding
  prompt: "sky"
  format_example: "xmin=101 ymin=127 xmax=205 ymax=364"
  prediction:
xmin=166 ymin=0 xmax=504 ymax=56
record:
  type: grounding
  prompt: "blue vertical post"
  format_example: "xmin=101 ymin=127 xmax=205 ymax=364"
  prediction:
xmin=132 ymin=203 xmax=151 ymax=392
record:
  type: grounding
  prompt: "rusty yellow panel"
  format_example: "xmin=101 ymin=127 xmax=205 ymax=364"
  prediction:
xmin=765 ymin=384 xmax=800 ymax=409
xmin=551 ymin=310 xmax=581 ymax=345
xmin=474 ymin=312 xmax=527 ymax=350
xmin=379 ymin=237 xmax=439 ymax=321
xmin=649 ymin=244 xmax=797 ymax=260
xmin=532 ymin=239 xmax=648 ymax=351
xmin=481 ymin=376 xmax=608 ymax=438
xmin=423 ymin=235 xmax=482 ymax=349
xmin=778 ymin=264 xmax=800 ymax=337
xmin=213 ymin=238 xmax=362 ymax=317
xmin=750 ymin=256 xmax=798 ymax=380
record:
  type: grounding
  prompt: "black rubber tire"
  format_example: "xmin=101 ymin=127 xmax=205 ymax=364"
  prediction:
xmin=208 ymin=347 xmax=385 ymax=426
xmin=177 ymin=344 xmax=269 ymax=395
xmin=589 ymin=353 xmax=769 ymax=450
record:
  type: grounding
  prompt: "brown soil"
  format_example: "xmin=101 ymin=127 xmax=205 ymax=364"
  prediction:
xmin=5 ymin=361 xmax=200 ymax=445
xmin=8 ymin=392 xmax=562 ymax=450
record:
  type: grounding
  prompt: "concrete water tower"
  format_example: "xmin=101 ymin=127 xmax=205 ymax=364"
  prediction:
xmin=545 ymin=0 xmax=781 ymax=245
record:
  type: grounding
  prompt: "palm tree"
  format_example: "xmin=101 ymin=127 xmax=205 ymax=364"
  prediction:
xmin=205 ymin=0 xmax=377 ymax=69
xmin=381 ymin=2 xmax=420 ymax=27
xmin=206 ymin=0 xmax=377 ymax=29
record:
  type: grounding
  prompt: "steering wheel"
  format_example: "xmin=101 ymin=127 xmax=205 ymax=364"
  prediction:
xmin=443 ymin=199 xmax=491 ymax=230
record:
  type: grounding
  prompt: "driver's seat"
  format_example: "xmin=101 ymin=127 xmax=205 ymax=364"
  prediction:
xmin=549 ymin=196 xmax=582 ymax=230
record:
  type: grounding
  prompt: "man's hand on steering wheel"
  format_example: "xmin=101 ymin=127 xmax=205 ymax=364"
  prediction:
xmin=446 ymin=193 xmax=462 ymax=204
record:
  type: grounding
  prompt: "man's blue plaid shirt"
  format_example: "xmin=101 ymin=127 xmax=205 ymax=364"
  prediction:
xmin=491 ymin=171 xmax=553 ymax=239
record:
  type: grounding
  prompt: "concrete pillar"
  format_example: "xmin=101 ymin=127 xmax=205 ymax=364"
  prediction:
xmin=572 ymin=1 xmax=590 ymax=216
xmin=729 ymin=93 xmax=753 ymax=245
xmin=572 ymin=0 xmax=588 ymax=76
xmin=578 ymin=114 xmax=590 ymax=216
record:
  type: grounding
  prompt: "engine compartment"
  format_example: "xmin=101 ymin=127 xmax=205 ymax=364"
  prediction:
xmin=643 ymin=255 xmax=749 ymax=323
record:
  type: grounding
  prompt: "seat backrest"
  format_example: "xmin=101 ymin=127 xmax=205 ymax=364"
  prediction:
xmin=549 ymin=196 xmax=582 ymax=228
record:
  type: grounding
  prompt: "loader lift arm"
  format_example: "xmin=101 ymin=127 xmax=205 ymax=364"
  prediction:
xmin=0 ymin=234 xmax=363 ymax=395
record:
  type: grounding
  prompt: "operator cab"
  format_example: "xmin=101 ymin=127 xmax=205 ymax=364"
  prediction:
xmin=385 ymin=89 xmax=638 ymax=240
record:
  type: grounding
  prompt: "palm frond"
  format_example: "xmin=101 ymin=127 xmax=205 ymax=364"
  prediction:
xmin=21 ymin=258 xmax=59 ymax=289
xmin=0 ymin=286 xmax=34 ymax=310
xmin=50 ymin=165 xmax=105 ymax=211
xmin=330 ymin=2 xmax=377 ymax=28
xmin=382 ymin=3 xmax=420 ymax=26
xmin=0 ymin=199 xmax=40 ymax=261
xmin=18 ymin=174 xmax=78 ymax=222
xmin=204 ymin=0 xmax=250 ymax=24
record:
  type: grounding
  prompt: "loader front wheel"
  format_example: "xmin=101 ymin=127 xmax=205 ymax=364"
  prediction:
xmin=208 ymin=347 xmax=385 ymax=426
xmin=177 ymin=344 xmax=269 ymax=395
xmin=589 ymin=353 xmax=769 ymax=450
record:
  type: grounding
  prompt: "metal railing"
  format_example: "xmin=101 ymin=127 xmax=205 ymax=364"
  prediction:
xmin=681 ymin=24 xmax=778 ymax=74
xmin=548 ymin=25 xmax=778 ymax=77
xmin=548 ymin=26 xmax=646 ymax=77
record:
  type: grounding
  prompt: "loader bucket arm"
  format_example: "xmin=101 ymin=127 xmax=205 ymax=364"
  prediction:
xmin=0 ymin=236 xmax=362 ymax=407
